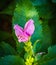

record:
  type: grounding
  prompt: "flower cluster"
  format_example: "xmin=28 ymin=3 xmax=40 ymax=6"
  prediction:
xmin=25 ymin=56 xmax=34 ymax=65
xmin=14 ymin=19 xmax=35 ymax=42
xmin=14 ymin=19 xmax=35 ymax=65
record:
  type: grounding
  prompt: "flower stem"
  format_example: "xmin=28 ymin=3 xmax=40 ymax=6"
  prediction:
xmin=24 ymin=41 xmax=34 ymax=65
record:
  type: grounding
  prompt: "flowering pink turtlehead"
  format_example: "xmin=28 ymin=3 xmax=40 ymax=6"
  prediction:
xmin=14 ymin=19 xmax=35 ymax=42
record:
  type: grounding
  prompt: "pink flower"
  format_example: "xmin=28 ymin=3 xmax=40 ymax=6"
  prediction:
xmin=14 ymin=19 xmax=35 ymax=42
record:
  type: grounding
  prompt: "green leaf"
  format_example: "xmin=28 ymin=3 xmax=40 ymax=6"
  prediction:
xmin=38 ymin=45 xmax=56 ymax=65
xmin=35 ymin=53 xmax=42 ymax=61
xmin=12 ymin=31 xmax=25 ymax=57
xmin=36 ymin=5 xmax=52 ymax=20
xmin=31 ymin=0 xmax=48 ymax=6
xmin=12 ymin=1 xmax=52 ymax=53
xmin=12 ymin=3 xmax=43 ymax=44
xmin=0 ymin=42 xmax=17 ymax=56
xmin=33 ymin=40 xmax=42 ymax=54
xmin=0 ymin=55 xmax=25 ymax=65
xmin=16 ymin=42 xmax=25 ymax=57
xmin=48 ymin=45 xmax=56 ymax=55
xmin=12 ymin=2 xmax=52 ymax=53
xmin=40 ymin=23 xmax=52 ymax=51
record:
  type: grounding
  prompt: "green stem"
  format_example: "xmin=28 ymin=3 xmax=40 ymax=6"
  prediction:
xmin=24 ymin=41 xmax=34 ymax=65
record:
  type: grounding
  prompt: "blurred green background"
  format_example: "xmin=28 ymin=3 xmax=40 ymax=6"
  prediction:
xmin=0 ymin=0 xmax=56 ymax=65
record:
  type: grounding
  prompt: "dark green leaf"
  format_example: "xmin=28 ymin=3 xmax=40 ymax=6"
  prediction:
xmin=12 ymin=31 xmax=25 ymax=57
xmin=0 ymin=42 xmax=17 ymax=56
xmin=31 ymin=0 xmax=48 ymax=6
xmin=33 ymin=40 xmax=42 ymax=54
xmin=38 ymin=45 xmax=56 ymax=65
xmin=0 ymin=55 xmax=25 ymax=65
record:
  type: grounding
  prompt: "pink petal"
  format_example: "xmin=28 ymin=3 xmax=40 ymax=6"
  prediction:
xmin=18 ymin=32 xmax=29 ymax=42
xmin=13 ymin=19 xmax=35 ymax=43
xmin=18 ymin=37 xmax=28 ymax=42
xmin=24 ymin=19 xmax=35 ymax=36
xmin=14 ymin=24 xmax=23 ymax=37
xmin=14 ymin=24 xmax=23 ymax=32
xmin=14 ymin=24 xmax=29 ymax=42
